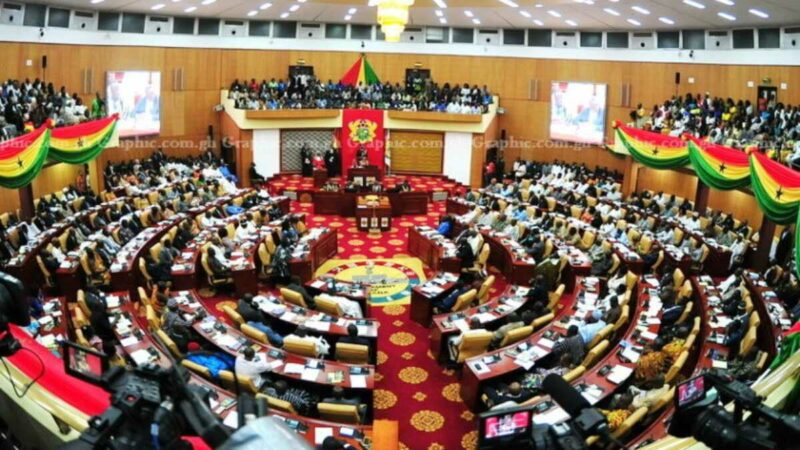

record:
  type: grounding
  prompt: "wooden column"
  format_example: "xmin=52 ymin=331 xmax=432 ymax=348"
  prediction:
xmin=694 ymin=182 xmax=710 ymax=214
xmin=753 ymin=218 xmax=776 ymax=271
xmin=19 ymin=185 xmax=34 ymax=220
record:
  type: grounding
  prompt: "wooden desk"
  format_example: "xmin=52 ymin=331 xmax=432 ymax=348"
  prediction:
xmin=348 ymin=166 xmax=382 ymax=182
xmin=313 ymin=191 xmax=427 ymax=218
xmin=355 ymin=196 xmax=391 ymax=232
xmin=484 ymin=231 xmax=536 ymax=286
xmin=289 ymin=229 xmax=339 ymax=282
xmin=407 ymin=226 xmax=461 ymax=273
xmin=386 ymin=191 xmax=428 ymax=216
xmin=313 ymin=169 xmax=328 ymax=188
xmin=744 ymin=271 xmax=790 ymax=359
xmin=313 ymin=191 xmax=357 ymax=217
xmin=445 ymin=197 xmax=474 ymax=216
xmin=305 ymin=277 xmax=370 ymax=319
xmin=410 ymin=274 xmax=459 ymax=327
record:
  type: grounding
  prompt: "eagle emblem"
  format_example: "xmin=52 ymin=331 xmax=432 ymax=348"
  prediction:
xmin=348 ymin=119 xmax=377 ymax=145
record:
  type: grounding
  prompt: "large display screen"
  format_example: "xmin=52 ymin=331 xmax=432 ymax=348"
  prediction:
xmin=106 ymin=71 xmax=161 ymax=137
xmin=549 ymin=81 xmax=607 ymax=145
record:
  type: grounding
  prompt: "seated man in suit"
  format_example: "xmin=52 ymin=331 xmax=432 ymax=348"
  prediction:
xmin=448 ymin=317 xmax=486 ymax=362
xmin=241 ymin=294 xmax=284 ymax=347
xmin=161 ymin=298 xmax=202 ymax=352
xmin=552 ymin=325 xmax=586 ymax=367
xmin=85 ymin=287 xmax=115 ymax=342
xmin=286 ymin=276 xmax=315 ymax=308
xmin=321 ymin=386 xmax=367 ymax=421
xmin=490 ymin=312 xmax=526 ymax=348
xmin=40 ymin=248 xmax=61 ymax=274
xmin=338 ymin=324 xmax=370 ymax=348
xmin=84 ymin=247 xmax=111 ymax=285
xmin=483 ymin=381 xmax=536 ymax=411
xmin=234 ymin=347 xmax=273 ymax=389
xmin=206 ymin=246 xmax=232 ymax=278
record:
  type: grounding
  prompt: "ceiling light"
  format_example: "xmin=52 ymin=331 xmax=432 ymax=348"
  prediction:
xmin=718 ymin=12 xmax=736 ymax=20
xmin=749 ymin=8 xmax=768 ymax=18
xmin=184 ymin=6 xmax=196 ymax=12
xmin=683 ymin=0 xmax=705 ymax=9
xmin=200 ymin=0 xmax=215 ymax=5
xmin=439 ymin=17 xmax=447 ymax=24
xmin=627 ymin=18 xmax=641 ymax=25
xmin=280 ymin=12 xmax=289 ymax=18
xmin=565 ymin=19 xmax=577 ymax=26
xmin=604 ymin=8 xmax=620 ymax=16
xmin=348 ymin=8 xmax=357 ymax=14
xmin=464 ymin=10 xmax=473 ymax=17
xmin=715 ymin=0 xmax=734 ymax=5
xmin=631 ymin=6 xmax=650 ymax=15
xmin=247 ymin=10 xmax=257 ymax=16
xmin=535 ymin=4 xmax=543 ymax=8
xmin=520 ymin=11 xmax=531 ymax=18
xmin=151 ymin=4 xmax=165 ymax=10
xmin=533 ymin=19 xmax=544 ymax=26
xmin=433 ymin=0 xmax=447 ymax=8
xmin=472 ymin=18 xmax=481 ymax=24
xmin=259 ymin=3 xmax=271 ymax=10
xmin=435 ymin=10 xmax=443 ymax=17
xmin=659 ymin=17 xmax=675 ymax=24
xmin=344 ymin=14 xmax=352 ymax=20
xmin=376 ymin=0 xmax=414 ymax=43
xmin=91 ymin=0 xmax=105 ymax=4
xmin=289 ymin=4 xmax=299 ymax=12
xmin=548 ymin=10 xmax=561 ymax=18
xmin=499 ymin=0 xmax=519 ymax=7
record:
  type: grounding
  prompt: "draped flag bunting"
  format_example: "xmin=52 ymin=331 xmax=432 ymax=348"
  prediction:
xmin=686 ymin=135 xmax=751 ymax=191
xmin=749 ymin=151 xmax=800 ymax=225
xmin=0 ymin=115 xmax=117 ymax=189
xmin=49 ymin=114 xmax=118 ymax=164
xmin=340 ymin=55 xmax=380 ymax=86
xmin=612 ymin=121 xmax=689 ymax=169
xmin=0 ymin=126 xmax=50 ymax=189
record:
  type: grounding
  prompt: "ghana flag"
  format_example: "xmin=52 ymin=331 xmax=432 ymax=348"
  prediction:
xmin=612 ymin=121 xmax=688 ymax=169
xmin=340 ymin=55 xmax=380 ymax=86
xmin=50 ymin=114 xmax=118 ymax=164
xmin=0 ymin=126 xmax=50 ymax=189
xmin=749 ymin=150 xmax=800 ymax=224
xmin=686 ymin=135 xmax=750 ymax=191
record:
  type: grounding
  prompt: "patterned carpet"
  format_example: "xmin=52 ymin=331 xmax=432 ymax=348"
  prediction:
xmin=212 ymin=176 xmax=506 ymax=450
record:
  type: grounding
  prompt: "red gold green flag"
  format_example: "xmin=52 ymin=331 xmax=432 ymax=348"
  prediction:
xmin=612 ymin=121 xmax=688 ymax=169
xmin=340 ymin=55 xmax=380 ymax=86
xmin=0 ymin=126 xmax=50 ymax=189
xmin=749 ymin=150 xmax=800 ymax=224
xmin=686 ymin=135 xmax=750 ymax=190
xmin=49 ymin=114 xmax=118 ymax=164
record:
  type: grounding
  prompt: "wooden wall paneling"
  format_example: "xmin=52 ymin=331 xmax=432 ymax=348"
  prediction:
xmin=389 ymin=131 xmax=444 ymax=174
xmin=0 ymin=188 xmax=21 ymax=214
xmin=31 ymin=163 xmax=82 ymax=199
xmin=635 ymin=167 xmax=698 ymax=201
xmin=707 ymin=187 xmax=764 ymax=229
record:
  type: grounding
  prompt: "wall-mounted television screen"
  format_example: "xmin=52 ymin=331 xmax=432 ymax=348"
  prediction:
xmin=549 ymin=81 xmax=607 ymax=145
xmin=106 ymin=71 xmax=161 ymax=137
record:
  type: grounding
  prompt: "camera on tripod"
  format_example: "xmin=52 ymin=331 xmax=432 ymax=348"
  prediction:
xmin=669 ymin=368 xmax=800 ymax=450
xmin=59 ymin=341 xmax=229 ymax=450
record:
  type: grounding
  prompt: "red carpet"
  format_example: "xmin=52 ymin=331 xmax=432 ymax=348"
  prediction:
xmin=207 ymin=175 xmax=507 ymax=450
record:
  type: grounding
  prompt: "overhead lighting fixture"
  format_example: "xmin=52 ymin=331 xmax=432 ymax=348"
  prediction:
xmin=348 ymin=8 xmax=357 ymax=14
xmin=520 ymin=11 xmax=531 ymax=18
xmin=201 ymin=0 xmax=215 ymax=5
xmin=683 ymin=0 xmax=705 ymax=9
xmin=247 ymin=10 xmax=257 ymax=16
xmin=464 ymin=10 xmax=473 ymax=17
xmin=472 ymin=18 xmax=481 ymax=24
xmin=715 ymin=0 xmax=734 ymax=5
xmin=631 ymin=6 xmax=650 ymax=15
xmin=91 ymin=0 xmax=105 ymax=4
xmin=533 ymin=19 xmax=544 ymax=26
xmin=718 ymin=11 xmax=736 ymax=20
xmin=280 ymin=12 xmax=289 ymax=18
xmin=432 ymin=0 xmax=447 ymax=8
xmin=289 ymin=4 xmax=299 ymax=11
xmin=376 ymin=0 xmax=414 ymax=43
xmin=604 ymin=8 xmax=620 ymax=16
xmin=344 ymin=14 xmax=352 ymax=20
xmin=499 ymin=0 xmax=519 ymax=7
xmin=749 ymin=8 xmax=768 ymax=18
xmin=627 ymin=18 xmax=641 ymax=26
xmin=659 ymin=17 xmax=675 ymax=24
xmin=439 ymin=17 xmax=447 ymax=24
xmin=151 ymin=4 xmax=165 ymax=10
xmin=435 ymin=10 xmax=443 ymax=17
xmin=184 ymin=6 xmax=196 ymax=12
xmin=565 ymin=19 xmax=577 ymax=26
xmin=548 ymin=10 xmax=561 ymax=18
xmin=259 ymin=2 xmax=272 ymax=10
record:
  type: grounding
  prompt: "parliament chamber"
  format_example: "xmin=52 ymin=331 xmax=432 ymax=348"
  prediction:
xmin=0 ymin=2 xmax=800 ymax=450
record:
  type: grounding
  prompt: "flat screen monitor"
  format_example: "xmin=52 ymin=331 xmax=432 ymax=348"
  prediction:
xmin=106 ymin=70 xmax=161 ymax=137
xmin=549 ymin=81 xmax=607 ymax=145
xmin=478 ymin=406 xmax=534 ymax=449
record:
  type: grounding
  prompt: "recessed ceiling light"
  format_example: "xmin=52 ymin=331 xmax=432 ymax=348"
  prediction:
xmin=247 ymin=10 xmax=257 ymax=16
xmin=533 ymin=19 xmax=544 ymax=26
xmin=91 ymin=0 xmax=105 ymax=4
xmin=718 ymin=11 xmax=736 ymax=20
xmin=433 ymin=0 xmax=447 ymax=8
xmin=520 ymin=11 xmax=531 ymax=18
xmin=439 ymin=17 xmax=447 ymax=24
xmin=184 ymin=6 xmax=196 ymax=12
xmin=749 ymin=8 xmax=768 ymax=18
xmin=289 ymin=4 xmax=299 ymax=11
xmin=259 ymin=3 xmax=271 ymax=10
xmin=344 ymin=14 xmax=352 ymax=20
xmin=280 ymin=12 xmax=289 ymax=18
xmin=464 ymin=10 xmax=473 ymax=17
xmin=151 ymin=4 xmax=165 ymax=10
xmin=565 ymin=19 xmax=577 ymax=26
xmin=627 ymin=18 xmax=641 ymax=26
xmin=534 ymin=4 xmax=543 ymax=8
xmin=683 ymin=0 xmax=705 ymax=9
xmin=604 ymin=8 xmax=620 ymax=16
xmin=548 ymin=10 xmax=561 ymax=18
xmin=659 ymin=17 xmax=675 ymax=24
xmin=201 ymin=0 xmax=215 ymax=5
xmin=715 ymin=0 xmax=734 ymax=5
xmin=472 ymin=18 xmax=481 ymax=24
xmin=499 ymin=0 xmax=519 ymax=7
xmin=348 ymin=8 xmax=357 ymax=14
xmin=631 ymin=6 xmax=650 ymax=15
xmin=435 ymin=10 xmax=443 ymax=17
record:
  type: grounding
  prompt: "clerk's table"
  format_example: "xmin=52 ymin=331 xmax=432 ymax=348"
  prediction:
xmin=356 ymin=196 xmax=392 ymax=232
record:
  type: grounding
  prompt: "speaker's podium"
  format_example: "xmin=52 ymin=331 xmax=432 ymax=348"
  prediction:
xmin=348 ymin=166 xmax=382 ymax=185
xmin=356 ymin=195 xmax=392 ymax=233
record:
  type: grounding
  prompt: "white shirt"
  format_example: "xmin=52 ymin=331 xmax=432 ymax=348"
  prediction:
xmin=235 ymin=353 xmax=271 ymax=388
xmin=319 ymin=294 xmax=363 ymax=319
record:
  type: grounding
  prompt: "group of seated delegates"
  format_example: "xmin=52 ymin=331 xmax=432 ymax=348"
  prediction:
xmin=628 ymin=93 xmax=800 ymax=166
xmin=229 ymin=75 xmax=493 ymax=114
xmin=0 ymin=78 xmax=106 ymax=140
xmin=763 ymin=263 xmax=800 ymax=321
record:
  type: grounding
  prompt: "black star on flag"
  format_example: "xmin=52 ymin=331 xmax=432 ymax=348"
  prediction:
xmin=718 ymin=163 xmax=726 ymax=172
xmin=776 ymin=187 xmax=784 ymax=200
xmin=77 ymin=137 xmax=85 ymax=147
xmin=651 ymin=147 xmax=659 ymax=156
xmin=17 ymin=158 xmax=23 ymax=168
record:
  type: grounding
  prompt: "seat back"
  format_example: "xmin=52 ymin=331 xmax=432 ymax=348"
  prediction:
xmin=665 ymin=350 xmax=689 ymax=384
xmin=682 ymin=333 xmax=696 ymax=352
xmin=149 ymin=243 xmax=162 ymax=261
xmin=283 ymin=336 xmax=318 ymax=358
xmin=452 ymin=289 xmax=478 ymax=312
xmin=476 ymin=244 xmax=490 ymax=267
xmin=155 ymin=329 xmax=182 ymax=359
xmin=581 ymin=339 xmax=609 ymax=368
xmin=145 ymin=305 xmax=160 ymax=330
xmin=588 ymin=324 xmax=613 ymax=350
xmin=608 ymin=254 xmax=621 ymax=276
xmin=477 ymin=275 xmax=495 ymax=304
xmin=676 ymin=301 xmax=693 ymax=324
xmin=315 ymin=296 xmax=343 ymax=316
xmin=581 ymin=231 xmax=595 ymax=249
xmin=257 ymin=243 xmax=270 ymax=266
xmin=77 ymin=290 xmax=90 ymax=317
xmin=499 ymin=325 xmax=533 ymax=347
xmin=335 ymin=342 xmax=370 ymax=365
xmin=241 ymin=323 xmax=269 ymax=344
xmin=181 ymin=359 xmax=212 ymax=379
xmin=625 ymin=271 xmax=639 ymax=291
xmin=648 ymin=387 xmax=675 ymax=415
xmin=748 ymin=311 xmax=761 ymax=329
xmin=532 ymin=312 xmax=554 ymax=329
xmin=739 ymin=325 xmax=758 ymax=357
xmin=611 ymin=406 xmax=648 ymax=440
xmin=677 ymin=280 xmax=693 ymax=303
xmin=456 ymin=330 xmax=493 ymax=362
xmin=563 ymin=365 xmax=586 ymax=383
xmin=673 ymin=268 xmax=685 ymax=291
xmin=548 ymin=284 xmax=565 ymax=310
xmin=137 ymin=287 xmax=151 ymax=306
xmin=280 ymin=288 xmax=307 ymax=308
xmin=36 ymin=255 xmax=53 ymax=286
xmin=138 ymin=258 xmax=153 ymax=284
xmin=318 ymin=403 xmax=362 ymax=425
xmin=613 ymin=305 xmax=630 ymax=332
xmin=542 ymin=239 xmax=554 ymax=258
xmin=256 ymin=394 xmax=298 ymax=414
xmin=222 ymin=304 xmax=245 ymax=327
xmin=652 ymin=250 xmax=665 ymax=273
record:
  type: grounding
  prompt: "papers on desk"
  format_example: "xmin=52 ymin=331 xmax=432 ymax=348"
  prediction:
xmin=350 ymin=374 xmax=367 ymax=388
xmin=639 ymin=330 xmax=658 ymax=341
xmin=476 ymin=313 xmax=496 ymax=323
xmin=533 ymin=406 xmax=570 ymax=424
xmin=301 ymin=368 xmax=320 ymax=382
xmin=223 ymin=411 xmax=239 ymax=429
xmin=305 ymin=321 xmax=331 ymax=332
xmin=310 ymin=280 xmax=326 ymax=289
xmin=453 ymin=319 xmax=470 ymax=333
xmin=130 ymin=349 xmax=154 ymax=366
xmin=284 ymin=363 xmax=305 ymax=375
xmin=106 ymin=296 xmax=121 ymax=309
xmin=421 ymin=285 xmax=444 ymax=296
xmin=119 ymin=336 xmax=139 ymax=348
xmin=538 ymin=338 xmax=555 ymax=349
xmin=606 ymin=365 xmax=634 ymax=385
xmin=621 ymin=347 xmax=641 ymax=363
xmin=710 ymin=316 xmax=733 ymax=329
xmin=216 ymin=334 xmax=239 ymax=350
xmin=712 ymin=359 xmax=728 ymax=369
xmin=315 ymin=427 xmax=334 ymax=445
xmin=59 ymin=261 xmax=73 ymax=269
xmin=645 ymin=277 xmax=659 ymax=288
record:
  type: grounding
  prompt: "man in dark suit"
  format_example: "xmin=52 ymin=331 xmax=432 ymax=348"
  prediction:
xmin=286 ymin=276 xmax=314 ymax=307
xmin=237 ymin=293 xmax=265 ymax=324
xmin=775 ymin=226 xmax=793 ymax=265
xmin=338 ymin=324 xmax=370 ymax=348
